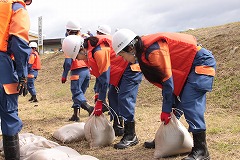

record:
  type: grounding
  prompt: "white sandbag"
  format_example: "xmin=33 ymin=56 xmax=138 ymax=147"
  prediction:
xmin=84 ymin=114 xmax=115 ymax=148
xmin=20 ymin=139 xmax=60 ymax=159
xmin=154 ymin=113 xmax=193 ymax=158
xmin=0 ymin=133 xmax=60 ymax=160
xmin=67 ymin=155 xmax=99 ymax=160
xmin=25 ymin=148 xmax=67 ymax=160
xmin=19 ymin=133 xmax=49 ymax=147
xmin=0 ymin=133 xmax=47 ymax=152
xmin=51 ymin=146 xmax=81 ymax=157
xmin=52 ymin=122 xmax=85 ymax=143
xmin=25 ymin=145 xmax=81 ymax=160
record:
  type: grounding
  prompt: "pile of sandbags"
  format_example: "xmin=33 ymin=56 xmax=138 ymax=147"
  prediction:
xmin=53 ymin=114 xmax=115 ymax=148
xmin=0 ymin=133 xmax=99 ymax=160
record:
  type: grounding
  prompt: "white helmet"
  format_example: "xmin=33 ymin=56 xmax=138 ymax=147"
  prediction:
xmin=62 ymin=35 xmax=84 ymax=60
xmin=96 ymin=25 xmax=111 ymax=35
xmin=112 ymin=29 xmax=137 ymax=54
xmin=29 ymin=42 xmax=38 ymax=48
xmin=66 ymin=20 xmax=81 ymax=30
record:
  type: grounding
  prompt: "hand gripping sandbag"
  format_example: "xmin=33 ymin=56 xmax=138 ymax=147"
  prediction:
xmin=154 ymin=112 xmax=193 ymax=158
xmin=84 ymin=114 xmax=115 ymax=148
xmin=52 ymin=122 xmax=85 ymax=143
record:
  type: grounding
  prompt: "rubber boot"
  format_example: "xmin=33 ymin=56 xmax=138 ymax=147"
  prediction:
xmin=114 ymin=121 xmax=138 ymax=149
xmin=31 ymin=95 xmax=38 ymax=103
xmin=3 ymin=134 xmax=20 ymax=160
xmin=113 ymin=116 xmax=124 ymax=136
xmin=69 ymin=108 xmax=80 ymax=122
xmin=182 ymin=131 xmax=210 ymax=160
xmin=81 ymin=102 xmax=94 ymax=116
xmin=144 ymin=139 xmax=155 ymax=149
xmin=28 ymin=95 xmax=33 ymax=101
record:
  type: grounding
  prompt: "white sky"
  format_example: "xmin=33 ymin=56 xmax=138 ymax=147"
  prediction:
xmin=27 ymin=0 xmax=240 ymax=39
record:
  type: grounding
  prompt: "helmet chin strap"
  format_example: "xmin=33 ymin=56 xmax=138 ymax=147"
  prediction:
xmin=130 ymin=50 xmax=137 ymax=63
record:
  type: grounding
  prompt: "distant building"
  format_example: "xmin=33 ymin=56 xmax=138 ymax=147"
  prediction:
xmin=29 ymin=30 xmax=39 ymax=41
xmin=29 ymin=30 xmax=63 ymax=54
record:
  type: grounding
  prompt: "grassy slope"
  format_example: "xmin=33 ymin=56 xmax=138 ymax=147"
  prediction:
xmin=2 ymin=22 xmax=239 ymax=160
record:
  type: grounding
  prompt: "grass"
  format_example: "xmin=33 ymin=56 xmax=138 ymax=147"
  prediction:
xmin=0 ymin=22 xmax=240 ymax=160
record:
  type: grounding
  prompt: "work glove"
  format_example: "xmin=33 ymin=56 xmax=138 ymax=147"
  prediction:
xmin=94 ymin=100 xmax=103 ymax=116
xmin=17 ymin=77 xmax=28 ymax=96
xmin=61 ymin=77 xmax=66 ymax=83
xmin=160 ymin=112 xmax=171 ymax=125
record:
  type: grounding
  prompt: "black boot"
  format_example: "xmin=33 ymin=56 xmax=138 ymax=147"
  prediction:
xmin=81 ymin=102 xmax=94 ymax=116
xmin=3 ymin=134 xmax=20 ymax=160
xmin=114 ymin=121 xmax=138 ymax=149
xmin=113 ymin=116 xmax=124 ymax=136
xmin=69 ymin=108 xmax=80 ymax=122
xmin=31 ymin=95 xmax=38 ymax=103
xmin=182 ymin=131 xmax=210 ymax=160
xmin=144 ymin=139 xmax=155 ymax=149
xmin=28 ymin=96 xmax=33 ymax=101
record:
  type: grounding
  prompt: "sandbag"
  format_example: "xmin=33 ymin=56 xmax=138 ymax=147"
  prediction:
xmin=52 ymin=122 xmax=85 ymax=143
xmin=20 ymin=137 xmax=60 ymax=159
xmin=84 ymin=114 xmax=115 ymax=148
xmin=25 ymin=146 xmax=81 ymax=160
xmin=0 ymin=133 xmax=60 ymax=159
xmin=67 ymin=155 xmax=99 ymax=160
xmin=154 ymin=112 xmax=193 ymax=158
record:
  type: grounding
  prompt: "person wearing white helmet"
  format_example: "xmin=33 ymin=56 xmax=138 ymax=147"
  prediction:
xmin=62 ymin=33 xmax=143 ymax=150
xmin=96 ymin=24 xmax=111 ymax=35
xmin=87 ymin=29 xmax=93 ymax=37
xmin=62 ymin=35 xmax=111 ymax=118
xmin=96 ymin=26 xmax=143 ymax=150
xmin=0 ymin=0 xmax=33 ymax=159
xmin=62 ymin=20 xmax=93 ymax=122
xmin=93 ymin=24 xmax=112 ymax=104
xmin=112 ymin=29 xmax=216 ymax=159
xmin=65 ymin=20 xmax=82 ymax=36
xmin=27 ymin=42 xmax=41 ymax=103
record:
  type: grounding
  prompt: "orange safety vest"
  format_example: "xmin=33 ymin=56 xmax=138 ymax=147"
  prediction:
xmin=110 ymin=51 xmax=128 ymax=86
xmin=87 ymin=35 xmax=129 ymax=86
xmin=0 ymin=0 xmax=28 ymax=52
xmin=70 ymin=59 xmax=88 ymax=70
xmin=87 ymin=35 xmax=112 ymax=78
xmin=1 ymin=0 xmax=29 ymax=95
xmin=141 ymin=32 xmax=198 ymax=96
xmin=28 ymin=50 xmax=41 ymax=70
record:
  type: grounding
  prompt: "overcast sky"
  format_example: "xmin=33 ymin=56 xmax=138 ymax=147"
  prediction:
xmin=27 ymin=0 xmax=240 ymax=39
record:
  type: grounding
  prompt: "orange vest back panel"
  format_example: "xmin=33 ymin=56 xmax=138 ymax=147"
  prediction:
xmin=141 ymin=33 xmax=198 ymax=95
xmin=0 ymin=0 xmax=26 ymax=52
